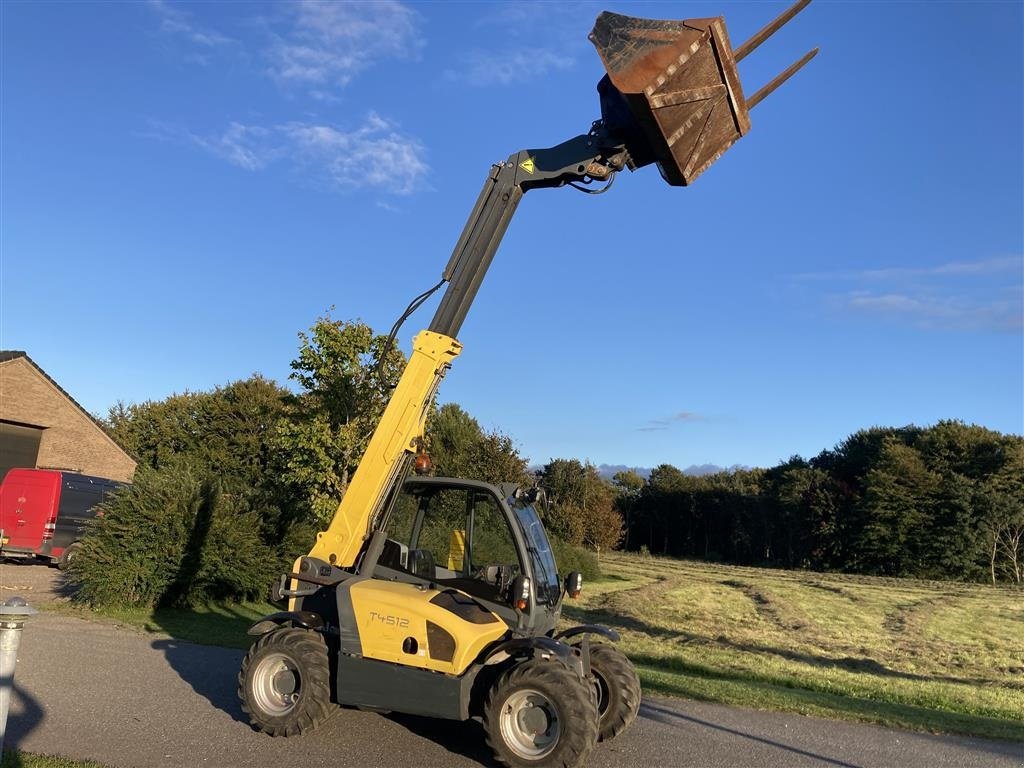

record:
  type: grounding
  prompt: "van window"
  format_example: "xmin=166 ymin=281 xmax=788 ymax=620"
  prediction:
xmin=59 ymin=484 xmax=104 ymax=519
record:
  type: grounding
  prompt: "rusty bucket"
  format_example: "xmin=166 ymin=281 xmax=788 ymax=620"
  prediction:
xmin=590 ymin=0 xmax=817 ymax=186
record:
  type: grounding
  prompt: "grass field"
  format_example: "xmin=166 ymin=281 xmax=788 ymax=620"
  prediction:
xmin=561 ymin=552 xmax=1024 ymax=741
xmin=43 ymin=553 xmax=1024 ymax=741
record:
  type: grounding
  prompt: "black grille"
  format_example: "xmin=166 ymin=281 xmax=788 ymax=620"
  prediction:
xmin=426 ymin=621 xmax=456 ymax=662
xmin=429 ymin=589 xmax=499 ymax=624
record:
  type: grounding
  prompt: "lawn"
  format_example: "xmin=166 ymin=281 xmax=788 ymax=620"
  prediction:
xmin=1 ymin=752 xmax=107 ymax=768
xmin=561 ymin=552 xmax=1024 ymax=741
xmin=45 ymin=552 xmax=1024 ymax=741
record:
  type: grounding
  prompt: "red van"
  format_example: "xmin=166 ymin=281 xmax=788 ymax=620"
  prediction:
xmin=0 ymin=469 xmax=122 ymax=570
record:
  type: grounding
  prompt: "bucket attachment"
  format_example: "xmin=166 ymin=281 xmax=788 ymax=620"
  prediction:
xmin=590 ymin=0 xmax=817 ymax=186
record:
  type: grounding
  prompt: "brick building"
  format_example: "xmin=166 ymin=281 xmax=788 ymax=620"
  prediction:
xmin=0 ymin=351 xmax=136 ymax=482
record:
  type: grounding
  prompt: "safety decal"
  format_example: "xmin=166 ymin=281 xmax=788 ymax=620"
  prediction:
xmin=519 ymin=157 xmax=536 ymax=174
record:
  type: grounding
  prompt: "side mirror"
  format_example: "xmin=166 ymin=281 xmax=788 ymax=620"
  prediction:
xmin=565 ymin=571 xmax=583 ymax=600
xmin=511 ymin=575 xmax=531 ymax=612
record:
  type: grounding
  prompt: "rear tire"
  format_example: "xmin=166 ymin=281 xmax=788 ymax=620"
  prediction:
xmin=483 ymin=659 xmax=598 ymax=768
xmin=577 ymin=642 xmax=641 ymax=741
xmin=57 ymin=543 xmax=81 ymax=571
xmin=239 ymin=627 xmax=334 ymax=737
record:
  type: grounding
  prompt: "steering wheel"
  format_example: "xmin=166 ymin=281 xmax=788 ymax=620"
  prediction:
xmin=473 ymin=563 xmax=517 ymax=594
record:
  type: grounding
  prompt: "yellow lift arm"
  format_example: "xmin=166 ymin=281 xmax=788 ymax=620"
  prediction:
xmin=307 ymin=330 xmax=460 ymax=567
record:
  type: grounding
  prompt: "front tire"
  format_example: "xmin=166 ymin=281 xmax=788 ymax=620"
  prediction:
xmin=238 ymin=627 xmax=334 ymax=736
xmin=578 ymin=643 xmax=641 ymax=741
xmin=483 ymin=659 xmax=598 ymax=768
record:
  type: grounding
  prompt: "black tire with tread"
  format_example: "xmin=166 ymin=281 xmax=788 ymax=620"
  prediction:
xmin=483 ymin=659 xmax=598 ymax=768
xmin=56 ymin=542 xmax=81 ymax=571
xmin=577 ymin=642 xmax=641 ymax=741
xmin=238 ymin=627 xmax=334 ymax=737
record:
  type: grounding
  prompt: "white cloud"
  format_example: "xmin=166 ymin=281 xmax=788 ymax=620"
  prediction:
xmin=148 ymin=0 xmax=233 ymax=49
xmin=445 ymin=48 xmax=575 ymax=86
xmin=792 ymin=255 xmax=1023 ymax=333
xmin=175 ymin=114 xmax=428 ymax=195
xmin=267 ymin=1 xmax=421 ymax=91
xmin=472 ymin=2 xmax=591 ymax=35
xmin=283 ymin=113 xmax=428 ymax=194
xmin=637 ymin=411 xmax=705 ymax=432
xmin=922 ymin=256 xmax=1021 ymax=276
xmin=189 ymin=122 xmax=278 ymax=171
xmin=147 ymin=1 xmax=418 ymax=89
xmin=843 ymin=289 xmax=1022 ymax=332
xmin=443 ymin=2 xmax=590 ymax=86
xmin=794 ymin=255 xmax=1021 ymax=282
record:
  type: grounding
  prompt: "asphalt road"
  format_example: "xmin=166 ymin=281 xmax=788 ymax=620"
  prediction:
xmin=2 ymin=564 xmax=1022 ymax=768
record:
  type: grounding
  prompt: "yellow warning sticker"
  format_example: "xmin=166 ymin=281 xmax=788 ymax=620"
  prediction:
xmin=519 ymin=157 xmax=536 ymax=174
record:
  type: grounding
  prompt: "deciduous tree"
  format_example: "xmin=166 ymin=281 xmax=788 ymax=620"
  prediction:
xmin=275 ymin=315 xmax=405 ymax=523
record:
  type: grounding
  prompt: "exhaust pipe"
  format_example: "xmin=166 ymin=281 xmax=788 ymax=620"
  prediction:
xmin=590 ymin=0 xmax=818 ymax=186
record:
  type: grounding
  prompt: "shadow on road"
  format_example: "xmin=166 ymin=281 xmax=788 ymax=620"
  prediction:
xmin=1 ymin=682 xmax=45 ymax=753
xmin=640 ymin=702 xmax=864 ymax=768
xmin=151 ymin=638 xmax=248 ymax=724
xmin=385 ymin=713 xmax=498 ymax=767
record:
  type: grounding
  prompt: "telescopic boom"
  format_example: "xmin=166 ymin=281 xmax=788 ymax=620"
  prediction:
xmin=304 ymin=1 xmax=817 ymax=570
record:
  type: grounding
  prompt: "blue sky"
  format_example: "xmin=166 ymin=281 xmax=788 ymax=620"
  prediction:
xmin=2 ymin=1 xmax=1022 ymax=471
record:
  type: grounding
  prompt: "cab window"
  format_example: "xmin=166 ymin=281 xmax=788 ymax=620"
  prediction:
xmin=382 ymin=485 xmax=522 ymax=607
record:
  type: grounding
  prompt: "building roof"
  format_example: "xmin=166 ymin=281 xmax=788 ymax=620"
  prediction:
xmin=0 ymin=350 xmax=129 ymax=455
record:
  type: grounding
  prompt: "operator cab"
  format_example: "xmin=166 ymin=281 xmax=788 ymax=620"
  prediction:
xmin=376 ymin=477 xmax=562 ymax=630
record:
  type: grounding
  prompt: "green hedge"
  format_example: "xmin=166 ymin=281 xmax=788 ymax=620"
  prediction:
xmin=551 ymin=538 xmax=601 ymax=582
xmin=69 ymin=465 xmax=284 ymax=608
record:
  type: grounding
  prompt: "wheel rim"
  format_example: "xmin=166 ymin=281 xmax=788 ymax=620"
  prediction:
xmin=251 ymin=652 xmax=301 ymax=716
xmin=592 ymin=670 xmax=610 ymax=716
xmin=499 ymin=688 xmax=561 ymax=760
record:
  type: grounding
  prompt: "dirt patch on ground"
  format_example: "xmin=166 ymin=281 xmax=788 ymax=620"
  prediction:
xmin=0 ymin=559 xmax=69 ymax=605
xmin=719 ymin=578 xmax=809 ymax=631
xmin=803 ymin=580 xmax=861 ymax=602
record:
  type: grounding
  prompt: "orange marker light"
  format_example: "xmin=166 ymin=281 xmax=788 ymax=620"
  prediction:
xmin=565 ymin=572 xmax=584 ymax=599
xmin=413 ymin=452 xmax=432 ymax=475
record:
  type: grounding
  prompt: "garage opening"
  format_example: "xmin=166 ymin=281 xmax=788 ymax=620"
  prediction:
xmin=1 ymin=420 xmax=44 ymax=481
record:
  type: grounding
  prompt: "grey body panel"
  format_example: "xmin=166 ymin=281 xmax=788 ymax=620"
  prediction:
xmin=335 ymin=575 xmax=367 ymax=656
xmin=336 ymin=655 xmax=476 ymax=721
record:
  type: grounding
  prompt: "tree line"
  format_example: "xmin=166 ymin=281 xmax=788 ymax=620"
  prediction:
xmin=610 ymin=422 xmax=1023 ymax=584
xmin=79 ymin=314 xmax=1021 ymax=607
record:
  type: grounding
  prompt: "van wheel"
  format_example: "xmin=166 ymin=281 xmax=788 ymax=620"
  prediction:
xmin=57 ymin=543 xmax=81 ymax=571
xmin=239 ymin=627 xmax=334 ymax=737
xmin=484 ymin=659 xmax=598 ymax=768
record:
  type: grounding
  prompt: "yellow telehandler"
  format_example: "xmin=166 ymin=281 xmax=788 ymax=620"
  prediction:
xmin=238 ymin=5 xmax=817 ymax=767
